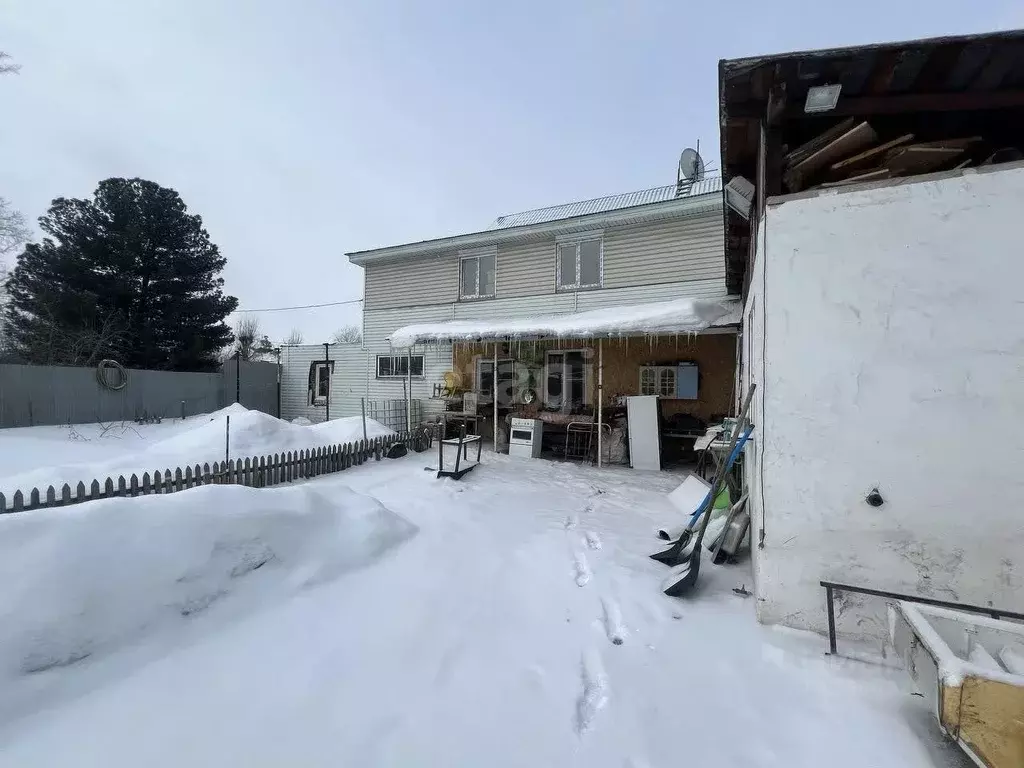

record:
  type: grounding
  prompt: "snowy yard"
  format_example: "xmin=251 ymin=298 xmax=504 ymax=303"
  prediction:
xmin=0 ymin=425 xmax=970 ymax=767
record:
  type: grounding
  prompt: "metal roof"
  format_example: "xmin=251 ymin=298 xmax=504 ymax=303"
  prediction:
xmin=488 ymin=178 xmax=723 ymax=230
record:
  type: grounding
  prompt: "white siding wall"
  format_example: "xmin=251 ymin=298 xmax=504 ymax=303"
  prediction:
xmin=364 ymin=305 xmax=455 ymax=419
xmin=748 ymin=165 xmax=1024 ymax=642
xmin=602 ymin=215 xmax=725 ymax=289
xmin=364 ymin=253 xmax=458 ymax=311
xmin=361 ymin=205 xmax=725 ymax=310
xmin=279 ymin=343 xmax=367 ymax=423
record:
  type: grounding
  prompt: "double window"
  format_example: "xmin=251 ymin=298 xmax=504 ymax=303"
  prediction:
xmin=460 ymin=249 xmax=495 ymax=300
xmin=376 ymin=354 xmax=424 ymax=378
xmin=545 ymin=351 xmax=588 ymax=411
xmin=556 ymin=236 xmax=602 ymax=291
xmin=477 ymin=359 xmax=518 ymax=404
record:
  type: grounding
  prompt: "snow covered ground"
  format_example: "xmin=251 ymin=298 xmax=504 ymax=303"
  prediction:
xmin=0 ymin=450 xmax=969 ymax=767
xmin=0 ymin=404 xmax=394 ymax=497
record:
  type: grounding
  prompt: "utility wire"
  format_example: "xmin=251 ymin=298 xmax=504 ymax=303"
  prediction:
xmin=233 ymin=298 xmax=364 ymax=313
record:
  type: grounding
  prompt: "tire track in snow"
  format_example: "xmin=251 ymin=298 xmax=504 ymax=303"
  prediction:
xmin=600 ymin=597 xmax=627 ymax=645
xmin=575 ymin=649 xmax=608 ymax=735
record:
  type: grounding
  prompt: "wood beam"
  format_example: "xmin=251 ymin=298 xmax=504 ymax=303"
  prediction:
xmin=729 ymin=88 xmax=1024 ymax=121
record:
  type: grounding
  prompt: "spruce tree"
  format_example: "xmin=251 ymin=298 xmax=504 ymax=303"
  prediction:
xmin=5 ymin=178 xmax=237 ymax=370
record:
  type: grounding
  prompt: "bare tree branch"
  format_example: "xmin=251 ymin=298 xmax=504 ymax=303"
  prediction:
xmin=284 ymin=328 xmax=304 ymax=346
xmin=330 ymin=324 xmax=362 ymax=344
xmin=0 ymin=197 xmax=30 ymax=256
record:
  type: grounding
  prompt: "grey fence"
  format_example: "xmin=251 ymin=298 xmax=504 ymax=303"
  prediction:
xmin=0 ymin=359 xmax=280 ymax=428
xmin=221 ymin=359 xmax=279 ymax=418
xmin=0 ymin=430 xmax=422 ymax=514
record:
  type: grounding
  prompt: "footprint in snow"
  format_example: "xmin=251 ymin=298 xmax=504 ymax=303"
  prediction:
xmin=564 ymin=514 xmax=579 ymax=530
xmin=600 ymin=597 xmax=627 ymax=646
xmin=573 ymin=552 xmax=591 ymax=587
xmin=575 ymin=649 xmax=608 ymax=735
xmin=584 ymin=531 xmax=602 ymax=550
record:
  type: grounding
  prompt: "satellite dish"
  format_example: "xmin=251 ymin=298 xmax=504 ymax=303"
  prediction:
xmin=678 ymin=147 xmax=706 ymax=184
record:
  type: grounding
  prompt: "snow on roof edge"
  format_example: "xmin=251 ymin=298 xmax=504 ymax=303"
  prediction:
xmin=387 ymin=298 xmax=739 ymax=348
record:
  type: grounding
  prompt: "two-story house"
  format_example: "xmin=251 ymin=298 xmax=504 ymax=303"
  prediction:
xmin=280 ymin=177 xmax=739 ymax=460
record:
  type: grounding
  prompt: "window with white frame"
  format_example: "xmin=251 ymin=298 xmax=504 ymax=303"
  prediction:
xmin=459 ymin=250 xmax=496 ymax=299
xmin=307 ymin=360 xmax=334 ymax=405
xmin=556 ymin=236 xmax=602 ymax=291
xmin=376 ymin=354 xmax=425 ymax=378
xmin=640 ymin=366 xmax=677 ymax=397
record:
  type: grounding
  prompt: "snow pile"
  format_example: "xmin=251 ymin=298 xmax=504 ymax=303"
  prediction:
xmin=0 ymin=405 xmax=395 ymax=496
xmin=309 ymin=415 xmax=394 ymax=444
xmin=0 ymin=483 xmax=416 ymax=682
xmin=388 ymin=298 xmax=736 ymax=347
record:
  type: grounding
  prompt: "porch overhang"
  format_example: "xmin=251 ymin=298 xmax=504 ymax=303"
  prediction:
xmin=387 ymin=297 xmax=741 ymax=348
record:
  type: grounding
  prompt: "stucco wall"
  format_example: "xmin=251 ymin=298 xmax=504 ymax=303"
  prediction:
xmin=748 ymin=165 xmax=1024 ymax=643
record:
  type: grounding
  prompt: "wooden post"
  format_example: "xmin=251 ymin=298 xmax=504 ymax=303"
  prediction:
xmin=597 ymin=338 xmax=603 ymax=468
xmin=225 ymin=415 xmax=230 ymax=465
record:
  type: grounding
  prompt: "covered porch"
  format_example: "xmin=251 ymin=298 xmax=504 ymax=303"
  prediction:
xmin=389 ymin=298 xmax=739 ymax=471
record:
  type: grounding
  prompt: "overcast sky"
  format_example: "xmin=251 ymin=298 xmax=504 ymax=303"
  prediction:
xmin=3 ymin=0 xmax=1021 ymax=342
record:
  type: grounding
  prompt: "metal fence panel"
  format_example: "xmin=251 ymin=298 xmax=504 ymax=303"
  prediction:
xmin=222 ymin=359 xmax=280 ymax=418
xmin=0 ymin=361 xmax=281 ymax=428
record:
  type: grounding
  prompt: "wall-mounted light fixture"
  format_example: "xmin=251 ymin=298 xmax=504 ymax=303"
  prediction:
xmin=804 ymin=83 xmax=842 ymax=113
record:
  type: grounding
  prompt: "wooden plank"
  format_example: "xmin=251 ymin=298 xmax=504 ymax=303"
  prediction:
xmin=820 ymin=168 xmax=892 ymax=187
xmin=13 ymin=490 xmax=24 ymax=512
xmin=45 ymin=486 xmax=55 ymax=507
xmin=105 ymin=477 xmax=115 ymax=497
xmin=30 ymin=488 xmax=41 ymax=509
xmin=76 ymin=481 xmax=86 ymax=502
xmin=784 ymin=117 xmax=855 ymax=166
xmin=90 ymin=480 xmax=101 ymax=500
xmin=884 ymin=145 xmax=962 ymax=176
xmin=828 ymin=133 xmax=914 ymax=176
xmin=0 ymin=493 xmax=5 ymax=514
xmin=130 ymin=474 xmax=140 ymax=497
xmin=142 ymin=472 xmax=151 ymax=495
xmin=914 ymin=136 xmax=981 ymax=150
xmin=786 ymin=121 xmax=878 ymax=191
xmin=61 ymin=484 xmax=72 ymax=505
xmin=957 ymin=676 xmax=1024 ymax=768
xmin=174 ymin=467 xmax=182 ymax=492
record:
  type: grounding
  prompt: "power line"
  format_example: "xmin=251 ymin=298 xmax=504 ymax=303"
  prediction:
xmin=233 ymin=298 xmax=364 ymax=313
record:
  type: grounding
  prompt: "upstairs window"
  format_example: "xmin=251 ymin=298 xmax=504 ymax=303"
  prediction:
xmin=556 ymin=237 xmax=602 ymax=290
xmin=460 ymin=250 xmax=496 ymax=299
xmin=376 ymin=354 xmax=424 ymax=378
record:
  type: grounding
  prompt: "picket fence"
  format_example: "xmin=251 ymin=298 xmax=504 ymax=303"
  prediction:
xmin=0 ymin=431 xmax=418 ymax=515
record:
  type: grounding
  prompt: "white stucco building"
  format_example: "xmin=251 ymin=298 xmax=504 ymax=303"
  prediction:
xmin=719 ymin=30 xmax=1024 ymax=642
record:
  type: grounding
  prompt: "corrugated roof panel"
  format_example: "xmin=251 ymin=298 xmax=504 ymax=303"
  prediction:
xmin=488 ymin=177 xmax=723 ymax=230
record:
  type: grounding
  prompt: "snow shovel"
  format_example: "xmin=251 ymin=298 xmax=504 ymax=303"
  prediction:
xmin=651 ymin=384 xmax=754 ymax=569
xmin=663 ymin=425 xmax=754 ymax=593
xmin=649 ymin=423 xmax=753 ymax=565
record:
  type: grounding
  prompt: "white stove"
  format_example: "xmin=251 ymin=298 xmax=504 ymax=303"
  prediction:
xmin=509 ymin=418 xmax=543 ymax=458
